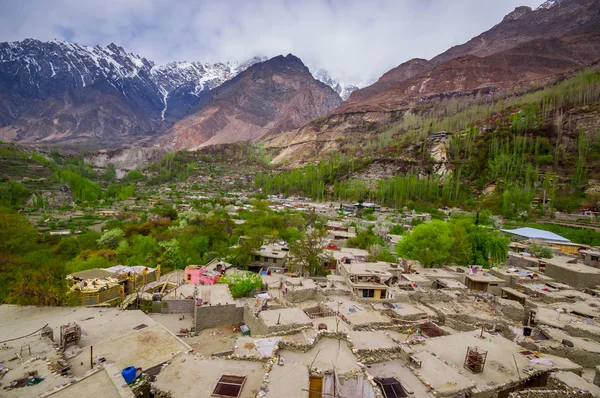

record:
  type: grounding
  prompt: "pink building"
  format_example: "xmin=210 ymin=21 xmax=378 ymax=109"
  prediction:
xmin=184 ymin=265 xmax=223 ymax=285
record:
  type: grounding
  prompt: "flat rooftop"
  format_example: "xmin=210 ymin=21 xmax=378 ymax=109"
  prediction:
xmin=373 ymin=302 xmax=434 ymax=320
xmin=545 ymin=257 xmax=600 ymax=274
xmin=411 ymin=351 xmax=475 ymax=396
xmin=323 ymin=295 xmax=392 ymax=326
xmin=258 ymin=307 xmax=312 ymax=328
xmin=0 ymin=335 xmax=67 ymax=398
xmin=414 ymin=268 xmax=459 ymax=280
xmin=412 ymin=330 xmax=581 ymax=395
xmin=342 ymin=262 xmax=393 ymax=276
xmin=153 ymin=355 xmax=264 ymax=398
xmin=347 ymin=331 xmax=398 ymax=351
xmin=68 ymin=324 xmax=190 ymax=377
xmin=46 ymin=366 xmax=131 ymax=398
xmin=279 ymin=337 xmax=359 ymax=374
xmin=465 ymin=272 xmax=505 ymax=283
xmin=163 ymin=283 xmax=234 ymax=304
xmin=501 ymin=287 xmax=528 ymax=299
xmin=367 ymin=360 xmax=434 ymax=397
xmin=401 ymin=273 xmax=430 ymax=283
xmin=0 ymin=305 xmax=159 ymax=348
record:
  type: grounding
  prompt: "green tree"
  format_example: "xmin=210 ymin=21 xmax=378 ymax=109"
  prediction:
xmin=97 ymin=229 xmax=125 ymax=250
xmin=396 ymin=220 xmax=454 ymax=267
xmin=0 ymin=208 xmax=38 ymax=255
xmin=449 ymin=222 xmax=472 ymax=265
xmin=159 ymin=239 xmax=185 ymax=270
xmin=290 ymin=228 xmax=327 ymax=276
xmin=219 ymin=271 xmax=262 ymax=298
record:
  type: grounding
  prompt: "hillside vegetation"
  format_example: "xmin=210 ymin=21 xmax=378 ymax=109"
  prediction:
xmin=257 ymin=69 xmax=600 ymax=216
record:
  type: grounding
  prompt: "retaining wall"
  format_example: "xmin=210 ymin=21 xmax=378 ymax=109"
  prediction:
xmin=195 ymin=303 xmax=243 ymax=331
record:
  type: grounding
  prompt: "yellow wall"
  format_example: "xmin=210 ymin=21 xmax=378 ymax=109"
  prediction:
xmin=374 ymin=289 xmax=381 ymax=300
xmin=551 ymin=244 xmax=581 ymax=255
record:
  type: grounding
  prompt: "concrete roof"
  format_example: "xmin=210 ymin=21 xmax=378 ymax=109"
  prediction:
xmin=410 ymin=351 xmax=475 ymax=396
xmin=162 ymin=283 xmax=234 ymax=304
xmin=551 ymin=371 xmax=600 ymax=397
xmin=323 ymin=295 xmax=391 ymax=326
xmin=279 ymin=337 xmax=359 ymax=374
xmin=255 ymin=244 xmax=289 ymax=259
xmin=0 ymin=335 xmax=67 ymax=398
xmin=500 ymin=227 xmax=570 ymax=242
xmin=67 ymin=324 xmax=191 ymax=377
xmin=435 ymin=279 xmax=468 ymax=289
xmin=0 ymin=306 xmax=159 ymax=347
xmin=544 ymin=257 xmax=600 ymax=275
xmin=412 ymin=330 xmax=581 ymax=395
xmin=401 ymin=273 xmax=430 ymax=283
xmin=153 ymin=355 xmax=265 ymax=398
xmin=414 ymin=268 xmax=458 ymax=280
xmin=368 ymin=360 xmax=435 ymax=397
xmin=258 ymin=308 xmax=312 ymax=327
xmin=465 ymin=272 xmax=505 ymax=283
xmin=342 ymin=262 xmax=393 ymax=276
xmin=46 ymin=366 xmax=132 ymax=398
xmin=347 ymin=331 xmax=398 ymax=351
xmin=501 ymin=287 xmax=528 ymax=299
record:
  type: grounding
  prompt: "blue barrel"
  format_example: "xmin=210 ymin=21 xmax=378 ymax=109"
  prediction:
xmin=121 ymin=366 xmax=136 ymax=384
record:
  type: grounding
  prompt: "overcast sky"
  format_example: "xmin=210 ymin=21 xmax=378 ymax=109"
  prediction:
xmin=0 ymin=0 xmax=544 ymax=86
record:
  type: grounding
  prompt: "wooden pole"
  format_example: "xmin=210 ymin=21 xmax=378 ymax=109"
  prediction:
xmin=90 ymin=345 xmax=93 ymax=369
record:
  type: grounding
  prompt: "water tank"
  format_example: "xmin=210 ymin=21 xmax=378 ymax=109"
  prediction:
xmin=121 ymin=366 xmax=136 ymax=384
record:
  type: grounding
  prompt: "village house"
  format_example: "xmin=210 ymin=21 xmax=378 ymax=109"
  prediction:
xmin=579 ymin=249 xmax=600 ymax=268
xmin=340 ymin=262 xmax=394 ymax=299
xmin=252 ymin=244 xmax=289 ymax=269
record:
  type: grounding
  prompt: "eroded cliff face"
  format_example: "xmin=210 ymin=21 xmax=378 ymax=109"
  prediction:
xmin=342 ymin=0 xmax=600 ymax=107
xmin=85 ymin=146 xmax=167 ymax=178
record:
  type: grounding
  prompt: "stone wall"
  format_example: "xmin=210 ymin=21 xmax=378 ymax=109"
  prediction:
xmin=564 ymin=324 xmax=600 ymax=344
xmin=243 ymin=305 xmax=267 ymax=336
xmin=161 ymin=299 xmax=194 ymax=314
xmin=544 ymin=262 xmax=600 ymax=289
xmin=242 ymin=306 xmax=314 ymax=336
xmin=284 ymin=288 xmax=326 ymax=303
xmin=195 ymin=303 xmax=243 ymax=331
xmin=506 ymin=253 xmax=541 ymax=268
xmin=493 ymin=297 xmax=525 ymax=323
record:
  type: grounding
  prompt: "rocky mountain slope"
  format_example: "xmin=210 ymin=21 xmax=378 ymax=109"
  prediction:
xmin=312 ymin=69 xmax=358 ymax=100
xmin=0 ymin=40 xmax=265 ymax=146
xmin=344 ymin=0 xmax=600 ymax=106
xmin=161 ymin=54 xmax=343 ymax=150
xmin=267 ymin=0 xmax=600 ymax=165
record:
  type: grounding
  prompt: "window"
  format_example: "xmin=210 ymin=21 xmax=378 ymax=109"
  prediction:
xmin=273 ymin=258 xmax=277 ymax=264
xmin=186 ymin=274 xmax=192 ymax=282
xmin=212 ymin=375 xmax=246 ymax=398
xmin=374 ymin=377 xmax=408 ymax=398
xmin=591 ymin=256 xmax=599 ymax=262
xmin=254 ymin=256 xmax=260 ymax=262
xmin=363 ymin=289 xmax=375 ymax=298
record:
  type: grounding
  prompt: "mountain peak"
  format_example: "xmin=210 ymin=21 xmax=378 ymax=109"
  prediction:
xmin=502 ymin=6 xmax=532 ymax=22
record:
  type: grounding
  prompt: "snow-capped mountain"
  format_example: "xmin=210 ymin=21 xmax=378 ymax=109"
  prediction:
xmin=536 ymin=0 xmax=559 ymax=10
xmin=312 ymin=68 xmax=358 ymax=101
xmin=150 ymin=56 xmax=266 ymax=120
xmin=0 ymin=39 xmax=267 ymax=144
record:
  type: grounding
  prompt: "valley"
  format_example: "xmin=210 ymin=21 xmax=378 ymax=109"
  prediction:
xmin=2 ymin=1 xmax=600 ymax=397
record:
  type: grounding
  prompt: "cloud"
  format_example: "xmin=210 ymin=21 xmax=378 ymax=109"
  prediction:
xmin=0 ymin=0 xmax=544 ymax=86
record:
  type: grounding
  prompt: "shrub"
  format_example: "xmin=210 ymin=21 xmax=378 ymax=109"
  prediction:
xmin=218 ymin=271 xmax=262 ymax=298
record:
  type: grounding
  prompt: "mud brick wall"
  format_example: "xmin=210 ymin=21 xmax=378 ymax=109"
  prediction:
xmin=161 ymin=299 xmax=194 ymax=314
xmin=195 ymin=303 xmax=243 ymax=332
xmin=544 ymin=263 xmax=600 ymax=289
